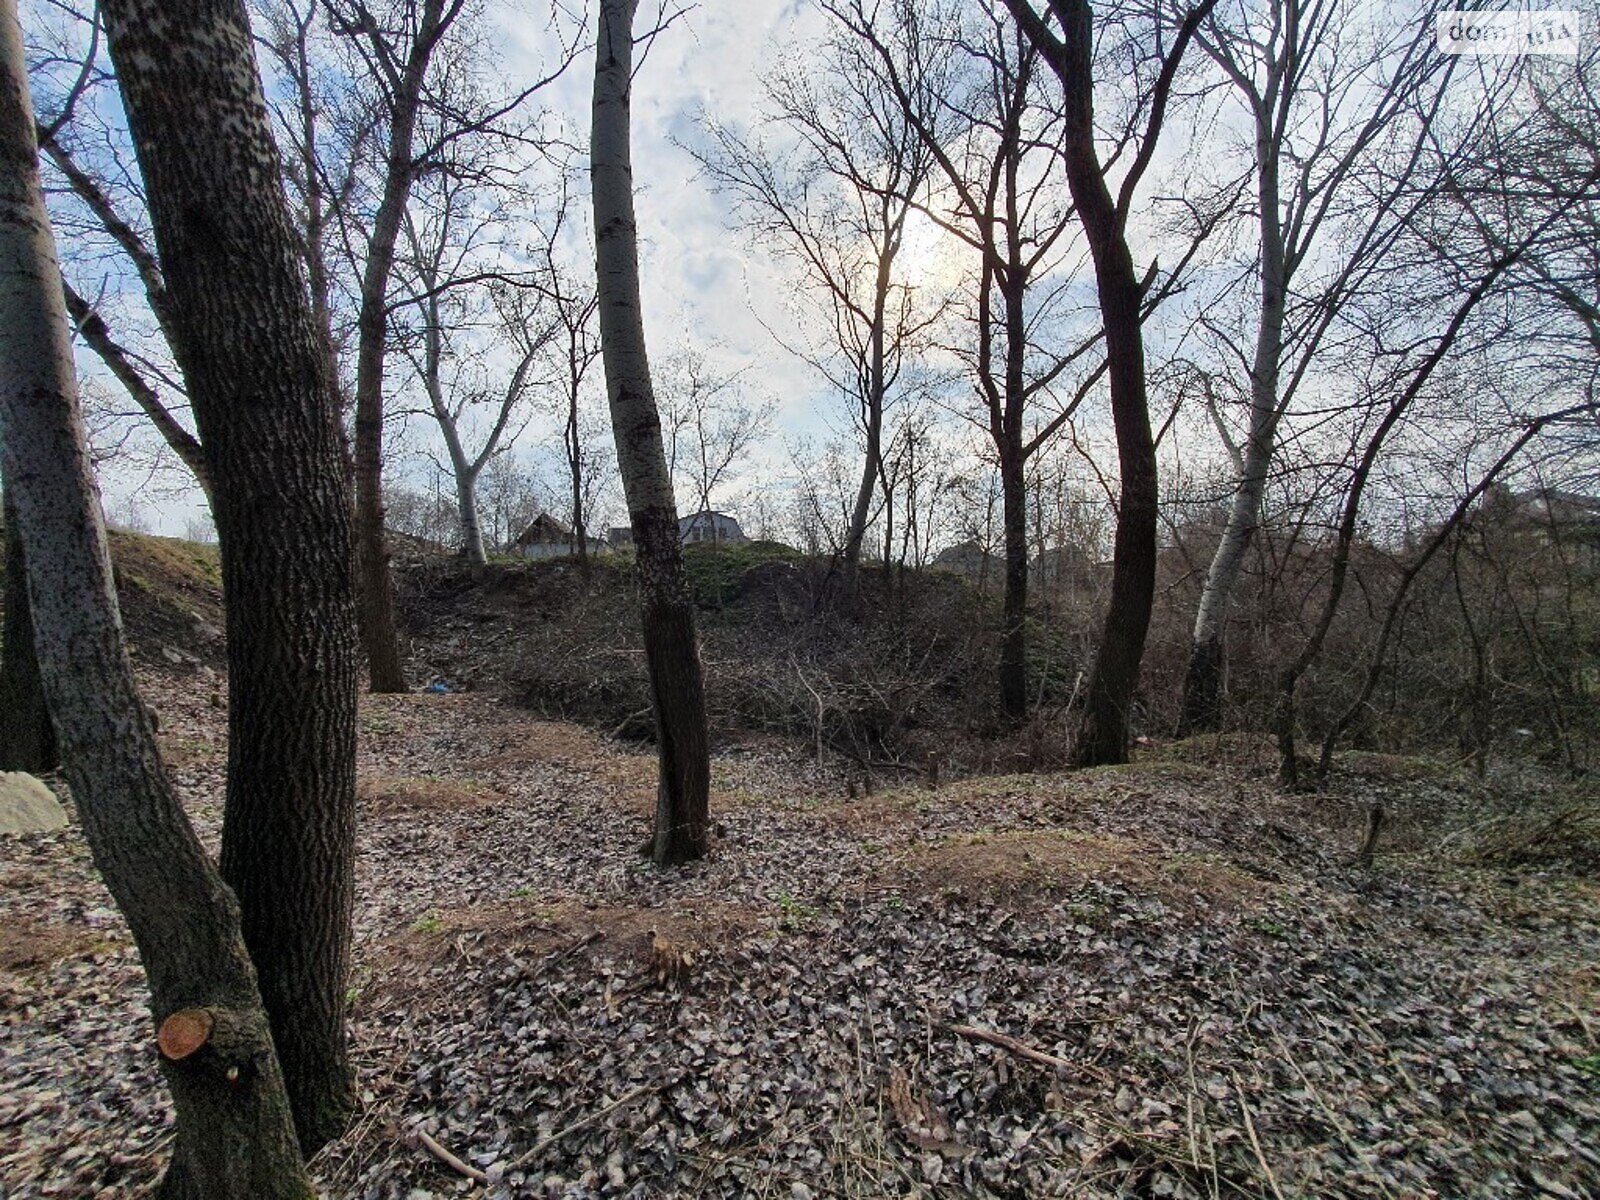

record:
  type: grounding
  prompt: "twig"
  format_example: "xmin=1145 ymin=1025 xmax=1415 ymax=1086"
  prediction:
xmin=944 ymin=1022 xmax=1111 ymax=1082
xmin=508 ymin=1081 xmax=666 ymax=1170
xmin=1230 ymin=1071 xmax=1285 ymax=1200
xmin=415 ymin=1128 xmax=489 ymax=1183
xmin=488 ymin=930 xmax=604 ymax=1023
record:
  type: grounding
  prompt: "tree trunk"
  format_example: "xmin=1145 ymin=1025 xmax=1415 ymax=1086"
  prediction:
xmin=99 ymin=0 xmax=361 ymax=1152
xmin=843 ymin=233 xmax=895 ymax=583
xmin=422 ymin=295 xmax=489 ymax=569
xmin=997 ymin=238 xmax=1030 ymax=726
xmin=1178 ymin=95 xmax=1286 ymax=737
xmin=350 ymin=0 xmax=449 ymax=694
xmin=1046 ymin=0 xmax=1159 ymax=767
xmin=843 ymin=412 xmax=880 ymax=579
xmin=569 ymin=403 xmax=588 ymax=567
xmin=998 ymin=439 xmax=1028 ymax=726
xmin=0 ymin=489 xmax=56 ymax=772
xmin=456 ymin=465 xmax=487 ymax=568
xmin=592 ymin=0 xmax=710 ymax=866
xmin=0 ymin=11 xmax=312 ymax=1191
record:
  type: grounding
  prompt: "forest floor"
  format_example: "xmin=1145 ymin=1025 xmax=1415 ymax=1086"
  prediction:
xmin=3 ymin=651 xmax=1599 ymax=1199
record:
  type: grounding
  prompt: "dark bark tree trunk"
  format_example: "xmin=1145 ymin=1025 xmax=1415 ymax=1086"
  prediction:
xmin=997 ymin=228 xmax=1030 ymax=726
xmin=0 ymin=9 xmax=312 ymax=1191
xmin=998 ymin=437 xmax=1028 ymax=725
xmin=99 ymin=0 xmax=361 ymax=1152
xmin=0 ymin=490 xmax=56 ymax=772
xmin=1035 ymin=1 xmax=1157 ymax=766
xmin=592 ymin=0 xmax=711 ymax=866
xmin=1006 ymin=0 xmax=1214 ymax=765
xmin=843 ymin=238 xmax=896 ymax=584
xmin=349 ymin=0 xmax=452 ymax=693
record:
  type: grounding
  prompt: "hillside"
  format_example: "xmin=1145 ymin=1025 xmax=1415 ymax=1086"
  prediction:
xmin=1 ymin=535 xmax=1597 ymax=1198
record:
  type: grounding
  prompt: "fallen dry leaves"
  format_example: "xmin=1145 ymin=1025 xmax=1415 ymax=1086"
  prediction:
xmin=1 ymin=664 xmax=1597 ymax=1199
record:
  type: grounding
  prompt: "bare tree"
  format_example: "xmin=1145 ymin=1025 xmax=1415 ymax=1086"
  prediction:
xmin=330 ymin=0 xmax=579 ymax=689
xmin=659 ymin=345 xmax=770 ymax=534
xmin=336 ymin=0 xmax=458 ymax=691
xmin=0 ymin=3 xmax=312 ymax=1191
xmin=592 ymin=0 xmax=710 ymax=865
xmin=1270 ymin=227 xmax=1588 ymax=786
xmin=100 ymin=0 xmax=362 ymax=1150
xmin=524 ymin=184 xmax=604 ymax=564
xmin=1004 ymin=0 xmax=1218 ymax=765
xmin=1176 ymin=0 xmax=1454 ymax=733
xmin=830 ymin=0 xmax=1128 ymax=723
xmin=688 ymin=21 xmax=940 ymax=582
xmin=394 ymin=166 xmax=549 ymax=566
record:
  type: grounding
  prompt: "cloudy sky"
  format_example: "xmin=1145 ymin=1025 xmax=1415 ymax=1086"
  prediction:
xmin=96 ymin=0 xmax=915 ymax=535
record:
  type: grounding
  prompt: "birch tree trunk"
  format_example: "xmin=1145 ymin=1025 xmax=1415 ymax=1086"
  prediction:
xmin=99 ymin=0 xmax=361 ymax=1151
xmin=592 ymin=0 xmax=710 ymax=865
xmin=0 ymin=8 xmax=312 ymax=1192
xmin=1178 ymin=111 xmax=1285 ymax=735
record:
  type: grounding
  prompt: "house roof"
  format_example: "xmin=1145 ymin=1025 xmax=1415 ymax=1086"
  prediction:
xmin=513 ymin=513 xmax=572 ymax=545
xmin=680 ymin=509 xmax=742 ymax=526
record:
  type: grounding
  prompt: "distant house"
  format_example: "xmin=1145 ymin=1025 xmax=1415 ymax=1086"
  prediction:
xmin=512 ymin=513 xmax=575 ymax=559
xmin=680 ymin=510 xmax=747 ymax=545
xmin=605 ymin=511 xmax=748 ymax=549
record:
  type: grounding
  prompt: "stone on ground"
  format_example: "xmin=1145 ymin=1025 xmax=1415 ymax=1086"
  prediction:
xmin=0 ymin=772 xmax=66 ymax=833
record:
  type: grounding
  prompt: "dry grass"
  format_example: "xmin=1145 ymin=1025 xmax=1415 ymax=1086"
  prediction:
xmin=1145 ymin=731 xmax=1279 ymax=773
xmin=357 ymin=774 xmax=502 ymax=817
xmin=472 ymin=719 xmax=619 ymax=772
xmin=890 ymin=829 xmax=1267 ymax=915
xmin=0 ymin=917 xmax=111 ymax=973
xmin=1450 ymin=798 xmax=1600 ymax=870
xmin=373 ymin=896 xmax=764 ymax=998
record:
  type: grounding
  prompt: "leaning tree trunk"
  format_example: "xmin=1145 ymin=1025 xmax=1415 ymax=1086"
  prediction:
xmin=100 ymin=0 xmax=361 ymax=1152
xmin=843 ymin=243 xmax=895 ymax=584
xmin=592 ymin=0 xmax=710 ymax=865
xmin=0 ymin=11 xmax=312 ymax=1193
xmin=0 ymin=488 xmax=56 ymax=771
xmin=1178 ymin=100 xmax=1287 ymax=736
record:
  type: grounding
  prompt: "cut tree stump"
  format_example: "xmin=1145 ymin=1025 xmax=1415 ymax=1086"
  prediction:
xmin=157 ymin=1007 xmax=216 ymax=1060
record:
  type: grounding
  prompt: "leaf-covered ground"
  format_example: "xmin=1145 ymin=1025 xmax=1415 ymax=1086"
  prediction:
xmin=2 ymin=662 xmax=1597 ymax=1199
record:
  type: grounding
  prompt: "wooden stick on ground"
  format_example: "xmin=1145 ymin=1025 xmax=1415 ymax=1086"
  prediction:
xmin=1231 ymin=1072 xmax=1286 ymax=1200
xmin=944 ymin=1023 xmax=1111 ymax=1082
xmin=415 ymin=1128 xmax=489 ymax=1184
xmin=508 ymin=1081 xmax=664 ymax=1171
